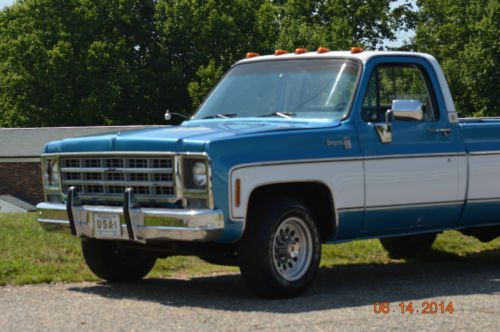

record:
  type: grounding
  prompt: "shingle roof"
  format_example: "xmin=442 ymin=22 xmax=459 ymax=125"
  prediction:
xmin=0 ymin=126 xmax=162 ymax=159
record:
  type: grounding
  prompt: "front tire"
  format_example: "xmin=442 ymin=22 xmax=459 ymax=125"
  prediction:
xmin=379 ymin=233 xmax=437 ymax=259
xmin=238 ymin=197 xmax=321 ymax=298
xmin=81 ymin=239 xmax=156 ymax=282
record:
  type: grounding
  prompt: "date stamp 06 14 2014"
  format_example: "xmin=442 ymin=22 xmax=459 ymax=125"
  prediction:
xmin=373 ymin=301 xmax=454 ymax=315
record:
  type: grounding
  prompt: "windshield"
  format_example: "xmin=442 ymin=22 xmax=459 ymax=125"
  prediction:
xmin=193 ymin=59 xmax=360 ymax=120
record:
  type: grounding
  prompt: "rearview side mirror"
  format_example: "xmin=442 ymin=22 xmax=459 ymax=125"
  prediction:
xmin=164 ymin=109 xmax=172 ymax=121
xmin=391 ymin=99 xmax=423 ymax=121
xmin=164 ymin=109 xmax=190 ymax=122
xmin=374 ymin=100 xmax=424 ymax=144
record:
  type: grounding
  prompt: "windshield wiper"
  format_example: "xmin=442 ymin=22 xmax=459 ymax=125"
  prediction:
xmin=258 ymin=112 xmax=296 ymax=119
xmin=202 ymin=113 xmax=237 ymax=119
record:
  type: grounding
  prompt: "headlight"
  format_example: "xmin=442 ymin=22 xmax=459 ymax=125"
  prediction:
xmin=192 ymin=161 xmax=207 ymax=187
xmin=183 ymin=157 xmax=209 ymax=191
xmin=42 ymin=159 xmax=60 ymax=187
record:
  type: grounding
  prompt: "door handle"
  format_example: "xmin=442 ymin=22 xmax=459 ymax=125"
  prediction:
xmin=429 ymin=128 xmax=451 ymax=136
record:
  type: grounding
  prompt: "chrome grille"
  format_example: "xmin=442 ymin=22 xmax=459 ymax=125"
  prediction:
xmin=60 ymin=156 xmax=175 ymax=203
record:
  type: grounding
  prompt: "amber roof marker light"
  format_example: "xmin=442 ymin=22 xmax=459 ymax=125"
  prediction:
xmin=295 ymin=48 xmax=309 ymax=54
xmin=274 ymin=49 xmax=289 ymax=56
xmin=316 ymin=47 xmax=331 ymax=53
xmin=246 ymin=52 xmax=260 ymax=59
xmin=351 ymin=47 xmax=364 ymax=54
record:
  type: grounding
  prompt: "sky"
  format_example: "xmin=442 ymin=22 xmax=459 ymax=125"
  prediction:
xmin=1 ymin=0 xmax=415 ymax=47
xmin=0 ymin=0 xmax=13 ymax=8
xmin=386 ymin=0 xmax=416 ymax=47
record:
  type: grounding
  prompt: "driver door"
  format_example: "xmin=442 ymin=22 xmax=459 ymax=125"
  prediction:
xmin=357 ymin=59 xmax=465 ymax=235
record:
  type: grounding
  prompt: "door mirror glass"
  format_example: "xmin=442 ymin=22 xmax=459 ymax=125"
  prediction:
xmin=391 ymin=99 xmax=423 ymax=121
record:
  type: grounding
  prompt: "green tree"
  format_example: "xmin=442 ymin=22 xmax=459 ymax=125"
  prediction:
xmin=412 ymin=0 xmax=499 ymax=116
xmin=0 ymin=0 xmax=160 ymax=127
xmin=0 ymin=0 xmax=421 ymax=127
xmin=187 ymin=60 xmax=224 ymax=110
xmin=187 ymin=0 xmax=411 ymax=109
xmin=155 ymin=0 xmax=266 ymax=114
xmin=254 ymin=0 xmax=407 ymax=52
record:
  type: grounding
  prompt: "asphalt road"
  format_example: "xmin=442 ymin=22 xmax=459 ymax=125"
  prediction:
xmin=1 ymin=252 xmax=499 ymax=331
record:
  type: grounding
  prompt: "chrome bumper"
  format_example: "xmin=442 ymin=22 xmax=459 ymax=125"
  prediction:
xmin=36 ymin=190 xmax=224 ymax=242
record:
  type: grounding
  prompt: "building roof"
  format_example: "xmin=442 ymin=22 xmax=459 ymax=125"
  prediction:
xmin=0 ymin=126 xmax=162 ymax=161
xmin=0 ymin=195 xmax=36 ymax=212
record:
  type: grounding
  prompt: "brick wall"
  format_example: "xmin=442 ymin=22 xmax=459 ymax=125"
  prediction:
xmin=0 ymin=162 xmax=43 ymax=204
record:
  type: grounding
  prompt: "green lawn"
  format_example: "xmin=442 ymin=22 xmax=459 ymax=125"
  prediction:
xmin=1 ymin=213 xmax=499 ymax=286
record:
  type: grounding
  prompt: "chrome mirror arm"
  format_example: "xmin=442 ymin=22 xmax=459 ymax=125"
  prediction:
xmin=164 ymin=109 xmax=190 ymax=122
xmin=375 ymin=109 xmax=393 ymax=144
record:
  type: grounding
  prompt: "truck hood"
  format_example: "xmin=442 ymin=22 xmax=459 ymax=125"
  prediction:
xmin=44 ymin=118 xmax=341 ymax=154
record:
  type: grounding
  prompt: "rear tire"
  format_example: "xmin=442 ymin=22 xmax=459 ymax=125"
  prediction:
xmin=81 ymin=239 xmax=156 ymax=282
xmin=238 ymin=197 xmax=321 ymax=298
xmin=380 ymin=233 xmax=437 ymax=259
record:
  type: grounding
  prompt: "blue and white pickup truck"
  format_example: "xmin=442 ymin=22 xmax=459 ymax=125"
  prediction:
xmin=37 ymin=49 xmax=500 ymax=298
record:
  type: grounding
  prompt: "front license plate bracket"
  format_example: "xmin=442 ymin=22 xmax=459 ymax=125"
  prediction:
xmin=93 ymin=213 xmax=122 ymax=238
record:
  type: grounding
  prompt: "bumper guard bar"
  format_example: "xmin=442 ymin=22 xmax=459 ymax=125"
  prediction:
xmin=36 ymin=187 xmax=225 ymax=242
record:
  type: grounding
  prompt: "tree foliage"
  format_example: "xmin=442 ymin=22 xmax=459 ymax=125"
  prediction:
xmin=263 ymin=0 xmax=403 ymax=51
xmin=0 ymin=0 xmax=495 ymax=127
xmin=184 ymin=0 xmax=405 ymax=110
xmin=412 ymin=0 xmax=499 ymax=116
xmin=0 ymin=0 xmax=160 ymax=127
xmin=187 ymin=59 xmax=224 ymax=111
xmin=154 ymin=0 xmax=267 ymax=116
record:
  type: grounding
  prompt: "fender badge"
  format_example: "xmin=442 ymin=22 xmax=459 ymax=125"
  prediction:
xmin=326 ymin=137 xmax=352 ymax=150
xmin=343 ymin=137 xmax=352 ymax=149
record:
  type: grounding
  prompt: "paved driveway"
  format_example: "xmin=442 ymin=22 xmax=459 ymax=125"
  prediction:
xmin=1 ymin=252 xmax=499 ymax=331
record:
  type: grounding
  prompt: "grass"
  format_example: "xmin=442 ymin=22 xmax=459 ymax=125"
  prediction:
xmin=1 ymin=213 xmax=499 ymax=286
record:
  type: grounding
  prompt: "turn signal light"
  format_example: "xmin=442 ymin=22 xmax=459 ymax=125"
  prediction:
xmin=316 ymin=47 xmax=330 ymax=53
xmin=351 ymin=47 xmax=364 ymax=54
xmin=246 ymin=52 xmax=260 ymax=59
xmin=274 ymin=49 xmax=289 ymax=55
xmin=295 ymin=48 xmax=309 ymax=54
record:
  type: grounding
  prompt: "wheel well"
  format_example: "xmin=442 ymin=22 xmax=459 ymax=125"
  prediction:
xmin=247 ymin=182 xmax=336 ymax=242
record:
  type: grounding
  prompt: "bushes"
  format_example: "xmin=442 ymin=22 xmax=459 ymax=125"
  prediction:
xmin=0 ymin=0 xmax=496 ymax=127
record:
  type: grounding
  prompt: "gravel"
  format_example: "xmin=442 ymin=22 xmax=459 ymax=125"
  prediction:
xmin=1 ymin=257 xmax=499 ymax=331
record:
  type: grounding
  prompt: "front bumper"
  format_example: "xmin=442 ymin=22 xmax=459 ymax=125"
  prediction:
xmin=36 ymin=190 xmax=224 ymax=242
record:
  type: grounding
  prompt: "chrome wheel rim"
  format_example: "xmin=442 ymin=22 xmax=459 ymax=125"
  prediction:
xmin=272 ymin=216 xmax=313 ymax=281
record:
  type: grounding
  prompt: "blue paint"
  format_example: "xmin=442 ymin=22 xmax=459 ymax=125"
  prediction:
xmin=351 ymin=56 xmax=467 ymax=233
xmin=206 ymin=121 xmax=361 ymax=242
xmin=44 ymin=119 xmax=340 ymax=154
xmin=459 ymin=122 xmax=500 ymax=153
xmin=332 ymin=210 xmax=364 ymax=242
xmin=41 ymin=54 xmax=500 ymax=244
xmin=352 ymin=56 xmax=465 ymax=157
xmin=360 ymin=204 xmax=463 ymax=236
xmin=459 ymin=201 xmax=500 ymax=228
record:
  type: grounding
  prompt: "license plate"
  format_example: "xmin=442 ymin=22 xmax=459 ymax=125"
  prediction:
xmin=94 ymin=214 xmax=121 ymax=238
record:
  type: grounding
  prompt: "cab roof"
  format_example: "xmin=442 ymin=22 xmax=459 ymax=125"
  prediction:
xmin=235 ymin=50 xmax=436 ymax=66
xmin=234 ymin=50 xmax=457 ymax=115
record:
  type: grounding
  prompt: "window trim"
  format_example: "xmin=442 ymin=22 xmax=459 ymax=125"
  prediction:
xmin=361 ymin=63 xmax=440 ymax=123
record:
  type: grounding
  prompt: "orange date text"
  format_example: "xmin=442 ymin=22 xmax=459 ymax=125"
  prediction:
xmin=373 ymin=301 xmax=454 ymax=315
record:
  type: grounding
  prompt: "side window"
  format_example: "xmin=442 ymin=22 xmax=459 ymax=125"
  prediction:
xmin=361 ymin=64 xmax=439 ymax=122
